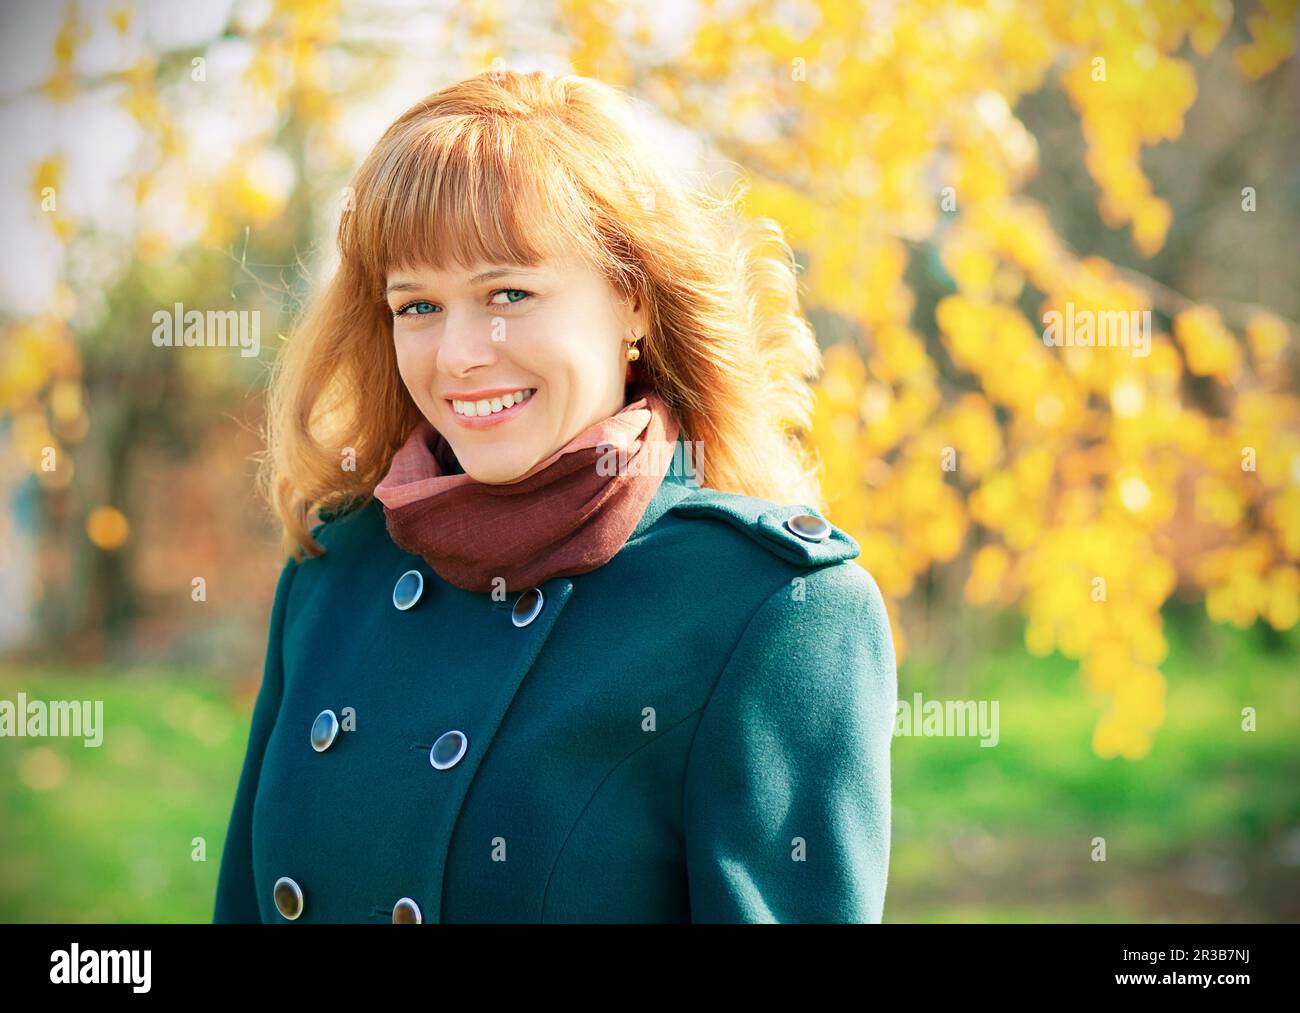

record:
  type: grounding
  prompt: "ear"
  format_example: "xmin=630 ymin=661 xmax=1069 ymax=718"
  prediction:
xmin=625 ymin=289 xmax=650 ymax=338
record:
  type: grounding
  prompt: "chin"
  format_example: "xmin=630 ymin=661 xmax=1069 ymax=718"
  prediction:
xmin=459 ymin=447 xmax=537 ymax=485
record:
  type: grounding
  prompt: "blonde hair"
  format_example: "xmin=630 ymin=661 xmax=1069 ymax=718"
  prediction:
xmin=261 ymin=69 xmax=827 ymax=561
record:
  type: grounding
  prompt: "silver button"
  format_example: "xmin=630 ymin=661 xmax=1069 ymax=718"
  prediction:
xmin=273 ymin=876 xmax=304 ymax=920
xmin=392 ymin=897 xmax=422 ymax=924
xmin=511 ymin=587 xmax=544 ymax=627
xmin=310 ymin=709 xmax=339 ymax=752
xmin=785 ymin=513 xmax=831 ymax=541
xmin=393 ymin=569 xmax=424 ymax=610
xmin=430 ymin=729 xmax=468 ymax=770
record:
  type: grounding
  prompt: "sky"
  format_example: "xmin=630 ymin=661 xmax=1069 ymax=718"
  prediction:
xmin=0 ymin=0 xmax=709 ymax=319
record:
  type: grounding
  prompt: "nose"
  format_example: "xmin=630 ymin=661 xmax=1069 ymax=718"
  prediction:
xmin=436 ymin=309 xmax=499 ymax=378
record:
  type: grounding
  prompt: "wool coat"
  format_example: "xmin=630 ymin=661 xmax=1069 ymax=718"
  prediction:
xmin=212 ymin=438 xmax=897 ymax=923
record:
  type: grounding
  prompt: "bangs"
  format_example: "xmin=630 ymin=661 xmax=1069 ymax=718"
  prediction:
xmin=341 ymin=113 xmax=604 ymax=291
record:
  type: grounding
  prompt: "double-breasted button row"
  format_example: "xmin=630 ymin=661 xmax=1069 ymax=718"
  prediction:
xmin=309 ymin=709 xmax=467 ymax=769
xmin=272 ymin=877 xmax=423 ymax=923
xmin=385 ymin=569 xmax=532 ymax=774
xmin=282 ymin=570 xmax=545 ymax=924
xmin=309 ymin=711 xmax=467 ymax=770
xmin=391 ymin=569 xmax=546 ymax=629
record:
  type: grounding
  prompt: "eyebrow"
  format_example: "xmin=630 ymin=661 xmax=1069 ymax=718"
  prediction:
xmin=385 ymin=267 xmax=542 ymax=295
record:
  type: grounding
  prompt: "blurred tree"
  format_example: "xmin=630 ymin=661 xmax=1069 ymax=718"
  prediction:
xmin=0 ymin=0 xmax=1296 ymax=756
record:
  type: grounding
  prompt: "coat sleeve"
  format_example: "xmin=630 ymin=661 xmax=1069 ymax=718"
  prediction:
xmin=682 ymin=561 xmax=897 ymax=923
xmin=213 ymin=554 xmax=298 ymax=923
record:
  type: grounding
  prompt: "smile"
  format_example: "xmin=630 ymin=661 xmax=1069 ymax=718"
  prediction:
xmin=447 ymin=388 xmax=536 ymax=428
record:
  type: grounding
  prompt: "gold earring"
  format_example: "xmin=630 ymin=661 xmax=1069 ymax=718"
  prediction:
xmin=626 ymin=334 xmax=641 ymax=362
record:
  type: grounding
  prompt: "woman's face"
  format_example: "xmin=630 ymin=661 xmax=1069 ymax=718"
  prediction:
xmin=386 ymin=253 xmax=645 ymax=483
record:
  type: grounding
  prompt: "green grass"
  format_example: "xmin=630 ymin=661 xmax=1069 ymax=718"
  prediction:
xmin=889 ymin=620 xmax=1300 ymax=922
xmin=0 ymin=618 xmax=1296 ymax=922
xmin=0 ymin=666 xmax=249 ymax=922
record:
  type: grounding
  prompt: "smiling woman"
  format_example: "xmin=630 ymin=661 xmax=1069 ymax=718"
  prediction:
xmin=381 ymin=252 xmax=646 ymax=484
xmin=258 ymin=70 xmax=833 ymax=538
xmin=216 ymin=69 xmax=896 ymax=925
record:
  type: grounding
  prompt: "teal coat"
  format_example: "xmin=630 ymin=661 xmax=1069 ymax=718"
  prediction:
xmin=213 ymin=444 xmax=897 ymax=923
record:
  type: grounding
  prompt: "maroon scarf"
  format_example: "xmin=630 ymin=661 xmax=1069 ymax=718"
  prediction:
xmin=373 ymin=381 xmax=681 ymax=593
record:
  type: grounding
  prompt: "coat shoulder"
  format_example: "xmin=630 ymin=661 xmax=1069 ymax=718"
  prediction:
xmin=665 ymin=485 xmax=861 ymax=569
xmin=308 ymin=496 xmax=384 ymax=555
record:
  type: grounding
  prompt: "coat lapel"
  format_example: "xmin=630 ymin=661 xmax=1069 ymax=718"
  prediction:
xmin=426 ymin=575 xmax=575 ymax=922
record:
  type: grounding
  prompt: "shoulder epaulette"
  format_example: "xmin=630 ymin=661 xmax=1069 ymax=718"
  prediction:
xmin=669 ymin=488 xmax=861 ymax=567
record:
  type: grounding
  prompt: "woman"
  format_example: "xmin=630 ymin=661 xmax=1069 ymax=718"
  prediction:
xmin=213 ymin=69 xmax=897 ymax=924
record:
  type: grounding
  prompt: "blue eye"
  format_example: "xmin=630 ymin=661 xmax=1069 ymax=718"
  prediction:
xmin=394 ymin=300 xmax=438 ymax=317
xmin=491 ymin=289 xmax=532 ymax=306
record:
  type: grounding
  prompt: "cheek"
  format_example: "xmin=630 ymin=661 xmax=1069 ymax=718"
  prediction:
xmin=512 ymin=316 xmax=597 ymax=368
xmin=490 ymin=320 xmax=555 ymax=370
xmin=391 ymin=341 xmax=437 ymax=407
xmin=392 ymin=330 xmax=433 ymax=378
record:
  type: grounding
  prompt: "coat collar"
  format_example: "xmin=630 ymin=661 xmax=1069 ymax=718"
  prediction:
xmin=626 ymin=434 xmax=701 ymax=541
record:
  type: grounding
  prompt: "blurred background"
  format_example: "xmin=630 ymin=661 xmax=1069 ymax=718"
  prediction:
xmin=0 ymin=0 xmax=1297 ymax=922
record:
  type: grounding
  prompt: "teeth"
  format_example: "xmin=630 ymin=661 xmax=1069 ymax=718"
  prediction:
xmin=452 ymin=388 xmax=534 ymax=417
